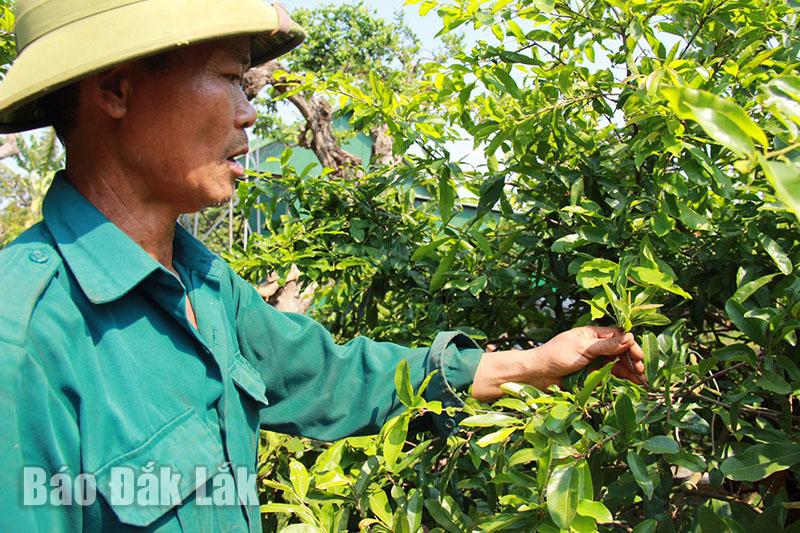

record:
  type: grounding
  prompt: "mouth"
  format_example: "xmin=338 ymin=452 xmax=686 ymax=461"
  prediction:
xmin=224 ymin=146 xmax=249 ymax=178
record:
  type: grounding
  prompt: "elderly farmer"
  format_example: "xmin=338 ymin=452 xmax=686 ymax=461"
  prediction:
xmin=0 ymin=0 xmax=646 ymax=531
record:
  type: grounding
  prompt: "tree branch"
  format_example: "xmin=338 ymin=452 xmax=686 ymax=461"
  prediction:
xmin=244 ymin=62 xmax=363 ymax=179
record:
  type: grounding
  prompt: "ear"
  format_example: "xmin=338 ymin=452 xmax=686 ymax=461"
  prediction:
xmin=83 ymin=64 xmax=136 ymax=119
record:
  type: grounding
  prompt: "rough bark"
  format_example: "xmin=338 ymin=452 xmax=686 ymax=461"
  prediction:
xmin=369 ymin=123 xmax=401 ymax=166
xmin=244 ymin=61 xmax=362 ymax=179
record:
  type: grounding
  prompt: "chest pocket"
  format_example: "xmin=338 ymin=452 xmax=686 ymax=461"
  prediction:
xmin=230 ymin=352 xmax=269 ymax=407
xmin=92 ymin=408 xmax=226 ymax=527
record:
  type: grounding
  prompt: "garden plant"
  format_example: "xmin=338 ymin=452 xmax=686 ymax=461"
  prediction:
xmin=228 ymin=0 xmax=800 ymax=531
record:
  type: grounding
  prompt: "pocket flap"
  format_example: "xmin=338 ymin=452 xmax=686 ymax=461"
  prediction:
xmin=230 ymin=353 xmax=269 ymax=406
xmin=92 ymin=408 xmax=225 ymax=527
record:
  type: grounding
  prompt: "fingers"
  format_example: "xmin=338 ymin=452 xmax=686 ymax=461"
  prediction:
xmin=587 ymin=326 xmax=622 ymax=339
xmin=585 ymin=331 xmax=634 ymax=358
xmin=611 ymin=360 xmax=646 ymax=385
xmin=627 ymin=338 xmax=645 ymax=361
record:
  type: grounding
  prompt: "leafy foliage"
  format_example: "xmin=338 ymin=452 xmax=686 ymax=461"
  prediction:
xmin=0 ymin=0 xmax=15 ymax=78
xmin=0 ymin=130 xmax=61 ymax=247
xmin=234 ymin=0 xmax=800 ymax=529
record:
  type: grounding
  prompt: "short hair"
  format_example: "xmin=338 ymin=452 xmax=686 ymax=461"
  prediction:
xmin=38 ymin=51 xmax=173 ymax=145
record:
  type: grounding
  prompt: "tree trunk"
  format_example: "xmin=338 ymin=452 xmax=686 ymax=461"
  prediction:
xmin=370 ymin=123 xmax=401 ymax=166
xmin=244 ymin=61 xmax=362 ymax=179
xmin=242 ymin=62 xmax=402 ymax=310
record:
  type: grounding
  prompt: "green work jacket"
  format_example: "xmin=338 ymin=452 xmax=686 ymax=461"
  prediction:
xmin=0 ymin=174 xmax=484 ymax=532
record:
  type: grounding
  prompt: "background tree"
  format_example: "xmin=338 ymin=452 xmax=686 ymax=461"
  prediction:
xmin=0 ymin=128 xmax=59 ymax=247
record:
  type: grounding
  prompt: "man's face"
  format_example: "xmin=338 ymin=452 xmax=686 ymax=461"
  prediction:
xmin=119 ymin=36 xmax=256 ymax=213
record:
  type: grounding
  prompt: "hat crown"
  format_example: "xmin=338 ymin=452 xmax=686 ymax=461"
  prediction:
xmin=15 ymin=0 xmax=143 ymax=52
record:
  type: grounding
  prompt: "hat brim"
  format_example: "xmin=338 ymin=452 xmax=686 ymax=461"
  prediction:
xmin=0 ymin=0 xmax=306 ymax=133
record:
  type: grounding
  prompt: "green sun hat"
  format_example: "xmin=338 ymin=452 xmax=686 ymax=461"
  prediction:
xmin=0 ymin=0 xmax=307 ymax=133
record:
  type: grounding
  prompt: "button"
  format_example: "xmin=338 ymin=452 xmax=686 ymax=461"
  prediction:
xmin=28 ymin=249 xmax=50 ymax=264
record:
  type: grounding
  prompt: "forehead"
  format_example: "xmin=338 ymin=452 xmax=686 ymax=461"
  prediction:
xmin=169 ymin=36 xmax=252 ymax=70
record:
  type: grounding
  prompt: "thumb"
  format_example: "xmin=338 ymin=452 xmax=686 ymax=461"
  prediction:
xmin=585 ymin=331 xmax=634 ymax=358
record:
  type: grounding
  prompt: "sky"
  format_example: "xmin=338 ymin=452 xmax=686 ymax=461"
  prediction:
xmin=276 ymin=0 xmax=486 ymax=167
xmin=279 ymin=0 xmax=450 ymax=54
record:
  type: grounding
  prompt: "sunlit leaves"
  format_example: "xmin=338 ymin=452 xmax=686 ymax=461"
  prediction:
xmin=662 ymin=87 xmax=768 ymax=157
xmin=242 ymin=0 xmax=800 ymax=530
xmin=760 ymin=158 xmax=800 ymax=223
xmin=721 ymin=444 xmax=800 ymax=482
xmin=546 ymin=462 xmax=593 ymax=529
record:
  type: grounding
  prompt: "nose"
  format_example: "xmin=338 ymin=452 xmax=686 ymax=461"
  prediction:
xmin=235 ymin=91 xmax=257 ymax=129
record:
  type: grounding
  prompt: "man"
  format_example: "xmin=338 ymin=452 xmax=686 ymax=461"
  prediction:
xmin=0 ymin=1 xmax=645 ymax=531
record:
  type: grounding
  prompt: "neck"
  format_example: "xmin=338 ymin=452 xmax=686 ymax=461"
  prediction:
xmin=64 ymin=156 xmax=180 ymax=273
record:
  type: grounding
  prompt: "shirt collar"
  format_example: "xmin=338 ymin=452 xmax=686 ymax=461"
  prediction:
xmin=43 ymin=172 xmax=223 ymax=304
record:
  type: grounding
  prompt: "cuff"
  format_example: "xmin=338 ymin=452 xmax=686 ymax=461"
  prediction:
xmin=423 ymin=331 xmax=484 ymax=437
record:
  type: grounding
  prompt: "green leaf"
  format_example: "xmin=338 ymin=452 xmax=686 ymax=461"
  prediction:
xmin=642 ymin=435 xmax=680 ymax=454
xmin=576 ymin=258 xmax=619 ymax=289
xmin=576 ymin=360 xmax=615 ymax=406
xmin=759 ymin=233 xmax=793 ymax=275
xmin=627 ymin=451 xmax=654 ymax=499
xmin=383 ymin=414 xmax=410 ymax=469
xmin=438 ymin=170 xmax=455 ymax=223
xmin=551 ymin=234 xmax=585 ymax=252
xmin=614 ymin=393 xmax=636 ymax=443
xmin=761 ymin=158 xmax=800 ymax=222
xmin=633 ymin=519 xmax=658 ymax=533
xmin=630 ymin=267 xmax=692 ymax=299
xmin=756 ymin=370 xmax=792 ymax=394
xmin=576 ymin=499 xmax=613 ymax=523
xmin=651 ymin=210 xmax=674 ymax=237
xmin=730 ymin=273 xmax=778 ymax=304
xmin=666 ymin=451 xmax=707 ymax=472
xmin=411 ymin=237 xmax=448 ymax=261
xmin=676 ymin=201 xmax=712 ymax=232
xmin=546 ymin=462 xmax=593 ymax=529
xmin=760 ymin=76 xmax=800 ymax=134
xmin=725 ymin=299 xmax=766 ymax=346
xmin=369 ymin=490 xmax=393 ymax=526
xmin=663 ymin=87 xmax=766 ymax=156
xmin=643 ymin=331 xmax=660 ymax=384
xmin=721 ymin=443 xmax=800 ymax=482
xmin=477 ymin=175 xmax=505 ymax=219
xmin=415 ymin=369 xmax=439 ymax=399
xmin=424 ymin=495 xmax=470 ymax=533
xmin=430 ymin=247 xmax=458 ymax=292
xmin=476 ymin=426 xmax=518 ymax=447
xmin=394 ymin=359 xmax=414 ymax=407
xmin=632 ymin=312 xmax=672 ymax=327
xmin=404 ymin=488 xmax=423 ymax=533
xmin=492 ymin=68 xmax=522 ymax=99
xmin=461 ymin=413 xmax=520 ymax=427
xmin=288 ymin=459 xmax=309 ymax=501
xmin=545 ymin=402 xmax=572 ymax=433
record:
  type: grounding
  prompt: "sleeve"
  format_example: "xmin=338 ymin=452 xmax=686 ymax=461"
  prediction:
xmin=0 ymin=342 xmax=82 ymax=532
xmin=232 ymin=276 xmax=485 ymax=441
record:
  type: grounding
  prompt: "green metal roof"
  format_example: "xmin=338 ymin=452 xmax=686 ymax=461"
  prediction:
xmin=244 ymin=116 xmax=372 ymax=177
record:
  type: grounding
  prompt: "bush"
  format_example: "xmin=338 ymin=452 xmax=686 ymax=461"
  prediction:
xmin=231 ymin=0 xmax=800 ymax=530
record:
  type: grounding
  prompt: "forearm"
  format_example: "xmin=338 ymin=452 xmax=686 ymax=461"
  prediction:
xmin=471 ymin=349 xmax=535 ymax=402
xmin=470 ymin=327 xmax=645 ymax=402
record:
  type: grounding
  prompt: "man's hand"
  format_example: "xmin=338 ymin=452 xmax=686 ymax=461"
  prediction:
xmin=471 ymin=326 xmax=646 ymax=402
